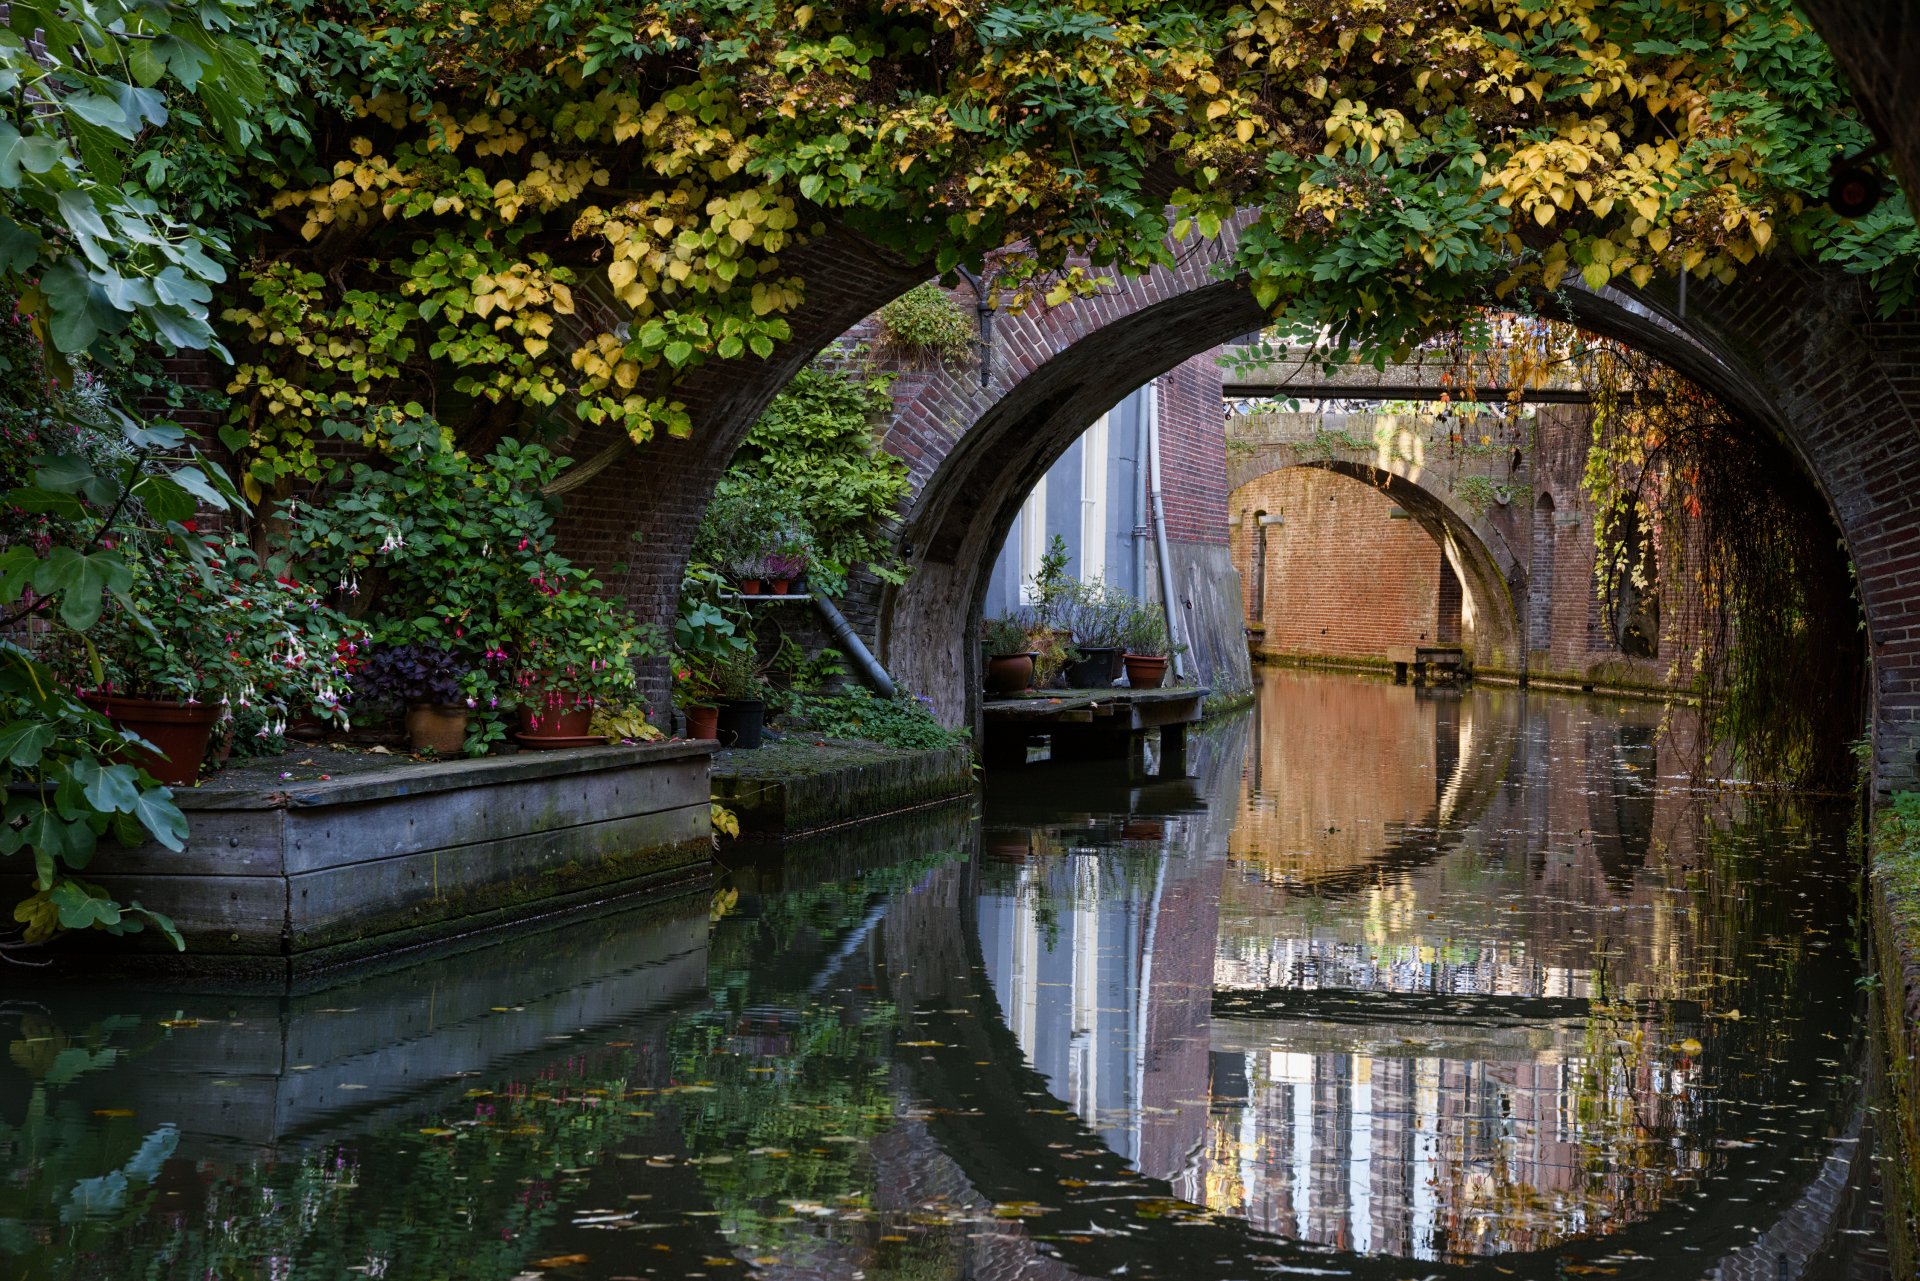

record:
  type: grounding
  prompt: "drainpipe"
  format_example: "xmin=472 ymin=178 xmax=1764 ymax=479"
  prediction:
xmin=1146 ymin=379 xmax=1188 ymax=682
xmin=956 ymin=266 xmax=994 ymax=389
xmin=1131 ymin=398 xmax=1150 ymax=597
xmin=812 ymin=593 xmax=897 ymax=698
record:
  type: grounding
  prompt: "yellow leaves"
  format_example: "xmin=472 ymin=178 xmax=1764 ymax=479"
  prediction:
xmin=609 ymin=259 xmax=638 ymax=290
xmin=794 ymin=4 xmax=812 ymax=27
xmin=1533 ymin=201 xmax=1555 ymax=228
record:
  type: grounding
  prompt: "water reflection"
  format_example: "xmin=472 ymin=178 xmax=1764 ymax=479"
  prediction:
xmin=0 ymin=671 xmax=1880 ymax=1279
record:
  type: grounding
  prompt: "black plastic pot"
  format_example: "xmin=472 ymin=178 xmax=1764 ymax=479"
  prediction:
xmin=716 ymin=698 xmax=765 ymax=749
xmin=1063 ymin=646 xmax=1122 ymax=689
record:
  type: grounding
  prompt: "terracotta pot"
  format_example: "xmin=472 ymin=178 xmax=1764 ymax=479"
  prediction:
xmin=739 ymin=578 xmax=762 ymax=595
xmin=1121 ymin=817 xmax=1166 ymax=840
xmin=517 ymin=691 xmax=593 ymax=739
xmin=683 ymin=703 xmax=720 ymax=740
xmin=286 ymin=715 xmax=328 ymax=743
xmin=80 ymin=693 xmax=221 ymax=788
xmin=405 ymin=703 xmax=471 ymax=755
xmin=1122 ymin=653 xmax=1168 ymax=689
xmin=984 ymin=652 xmax=1035 ymax=695
xmin=770 ymin=578 xmax=790 ymax=595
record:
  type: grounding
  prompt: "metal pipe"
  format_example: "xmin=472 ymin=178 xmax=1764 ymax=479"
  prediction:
xmin=812 ymin=592 xmax=897 ymax=698
xmin=1131 ymin=396 xmax=1150 ymax=598
xmin=955 ymin=266 xmax=994 ymax=388
xmin=1146 ymin=380 xmax=1188 ymax=682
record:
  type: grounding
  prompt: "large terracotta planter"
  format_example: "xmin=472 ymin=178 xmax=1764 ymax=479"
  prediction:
xmin=683 ymin=703 xmax=719 ymax=740
xmin=517 ymin=691 xmax=593 ymax=740
xmin=1122 ymin=653 xmax=1168 ymax=689
xmin=81 ymin=693 xmax=221 ymax=787
xmin=984 ymin=652 xmax=1035 ymax=695
xmin=770 ymin=578 xmax=790 ymax=595
xmin=738 ymin=578 xmax=762 ymax=595
xmin=405 ymin=703 xmax=471 ymax=755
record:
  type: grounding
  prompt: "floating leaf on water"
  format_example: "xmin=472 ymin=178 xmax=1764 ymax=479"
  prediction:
xmin=91 ymin=1108 xmax=134 ymax=1118
xmin=530 ymin=1256 xmax=590 ymax=1269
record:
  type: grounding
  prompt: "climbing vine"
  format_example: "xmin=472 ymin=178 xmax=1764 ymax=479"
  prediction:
xmin=154 ymin=0 xmax=1909 ymax=514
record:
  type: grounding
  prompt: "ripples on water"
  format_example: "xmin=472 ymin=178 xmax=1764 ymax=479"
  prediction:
xmin=0 ymin=670 xmax=1889 ymax=1279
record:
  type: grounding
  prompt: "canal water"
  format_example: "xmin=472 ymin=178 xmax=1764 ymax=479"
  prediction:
xmin=2 ymin=670 xmax=1889 ymax=1279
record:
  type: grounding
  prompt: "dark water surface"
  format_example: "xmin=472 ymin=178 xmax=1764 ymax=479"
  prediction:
xmin=2 ymin=670 xmax=1889 ymax=1279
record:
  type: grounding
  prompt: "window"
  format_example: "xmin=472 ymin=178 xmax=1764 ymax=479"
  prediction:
xmin=1079 ymin=413 xmax=1109 ymax=582
xmin=1017 ymin=480 xmax=1047 ymax=603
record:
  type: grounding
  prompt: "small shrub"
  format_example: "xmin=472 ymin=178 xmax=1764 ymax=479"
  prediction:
xmin=873 ymin=283 xmax=976 ymax=369
xmin=779 ymin=687 xmax=967 ymax=752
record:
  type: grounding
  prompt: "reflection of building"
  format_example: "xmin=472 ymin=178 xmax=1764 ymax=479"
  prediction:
xmin=974 ymin=839 xmax=1222 ymax=1179
xmin=1181 ymin=1044 xmax=1701 ymax=1261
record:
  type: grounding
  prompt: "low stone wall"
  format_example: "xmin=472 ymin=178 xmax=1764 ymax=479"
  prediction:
xmin=711 ymin=739 xmax=975 ymax=836
xmin=1871 ymin=869 xmax=1920 ymax=1273
xmin=67 ymin=741 xmax=713 ymax=975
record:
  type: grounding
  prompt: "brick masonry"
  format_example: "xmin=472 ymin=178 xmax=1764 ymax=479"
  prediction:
xmin=1231 ymin=468 xmax=1451 ymax=663
xmin=1228 ymin=404 xmax=1708 ymax=692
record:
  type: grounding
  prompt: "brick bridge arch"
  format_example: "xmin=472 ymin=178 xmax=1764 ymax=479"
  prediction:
xmin=566 ymin=220 xmax=1913 ymax=787
xmin=1225 ymin=444 xmax=1530 ymax=675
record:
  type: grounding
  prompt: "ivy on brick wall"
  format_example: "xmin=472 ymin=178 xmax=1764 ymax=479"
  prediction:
xmin=57 ymin=0 xmax=1904 ymax=514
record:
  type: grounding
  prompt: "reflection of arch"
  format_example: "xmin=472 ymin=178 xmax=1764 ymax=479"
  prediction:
xmin=878 ymin=853 xmax=1858 ymax=1281
xmin=1229 ymin=458 xmax=1526 ymax=673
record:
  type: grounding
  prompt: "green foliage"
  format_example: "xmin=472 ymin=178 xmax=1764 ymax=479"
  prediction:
xmin=0 ymin=0 xmax=265 ymax=363
xmin=873 ymin=283 xmax=976 ymax=368
xmin=286 ymin=420 xmax=663 ymax=716
xmin=776 ymin=687 xmax=967 ymax=752
xmin=1058 ymin=577 xmax=1134 ymax=650
xmin=1872 ymin=791 xmax=1920 ymax=901
xmin=1119 ymin=599 xmax=1172 ymax=658
xmin=1026 ymin=533 xmax=1073 ymax=630
xmin=702 ymin=366 xmax=909 ymax=596
xmin=0 ymin=399 xmax=246 ymax=951
xmin=671 ymin=563 xmax=751 ymax=706
xmin=981 ymin=614 xmax=1033 ymax=658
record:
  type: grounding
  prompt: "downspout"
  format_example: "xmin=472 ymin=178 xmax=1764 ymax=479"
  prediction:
xmin=1146 ymin=379 xmax=1188 ymax=682
xmin=1131 ymin=397 xmax=1150 ymax=597
xmin=813 ymin=593 xmax=897 ymax=698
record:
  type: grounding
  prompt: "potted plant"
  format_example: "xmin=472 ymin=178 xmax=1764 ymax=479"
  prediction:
xmin=355 ymin=642 xmax=472 ymax=754
xmin=501 ymin=560 xmax=659 ymax=748
xmin=49 ymin=540 xmax=351 ymax=785
xmin=708 ymin=644 xmax=769 ymax=749
xmin=764 ymin=548 xmax=806 ymax=596
xmin=673 ymin=564 xmax=750 ymax=740
xmin=982 ymin=613 xmax=1037 ymax=695
xmin=1120 ymin=601 xmax=1174 ymax=689
xmin=1060 ymin=578 xmax=1130 ymax=687
xmin=728 ymin=552 xmax=767 ymax=597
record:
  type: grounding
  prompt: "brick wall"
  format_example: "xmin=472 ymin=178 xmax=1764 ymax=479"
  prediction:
xmin=1155 ymin=354 xmax=1230 ymax=546
xmin=1229 ymin=468 xmax=1447 ymax=663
